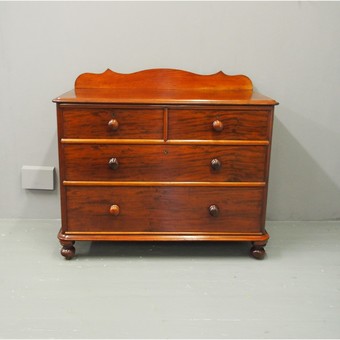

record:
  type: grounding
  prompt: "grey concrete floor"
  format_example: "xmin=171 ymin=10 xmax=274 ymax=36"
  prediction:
xmin=0 ymin=220 xmax=339 ymax=339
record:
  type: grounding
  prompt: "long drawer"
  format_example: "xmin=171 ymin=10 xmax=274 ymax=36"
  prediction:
xmin=65 ymin=186 xmax=265 ymax=233
xmin=63 ymin=144 xmax=267 ymax=182
xmin=61 ymin=107 xmax=164 ymax=139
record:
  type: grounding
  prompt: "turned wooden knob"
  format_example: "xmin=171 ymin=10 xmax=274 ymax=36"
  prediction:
xmin=108 ymin=119 xmax=119 ymax=131
xmin=211 ymin=158 xmax=222 ymax=171
xmin=212 ymin=120 xmax=223 ymax=132
xmin=209 ymin=204 xmax=220 ymax=217
xmin=109 ymin=204 xmax=120 ymax=216
xmin=108 ymin=157 xmax=119 ymax=170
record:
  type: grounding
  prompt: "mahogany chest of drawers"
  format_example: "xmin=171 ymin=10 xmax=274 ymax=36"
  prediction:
xmin=53 ymin=69 xmax=278 ymax=259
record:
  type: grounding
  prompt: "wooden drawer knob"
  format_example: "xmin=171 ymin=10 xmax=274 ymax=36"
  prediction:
xmin=109 ymin=204 xmax=120 ymax=216
xmin=108 ymin=119 xmax=119 ymax=131
xmin=210 ymin=158 xmax=222 ymax=171
xmin=209 ymin=204 xmax=219 ymax=217
xmin=108 ymin=157 xmax=119 ymax=170
xmin=212 ymin=120 xmax=223 ymax=132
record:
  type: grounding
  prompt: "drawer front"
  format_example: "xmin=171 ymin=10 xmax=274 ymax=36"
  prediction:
xmin=63 ymin=144 xmax=267 ymax=182
xmin=168 ymin=109 xmax=270 ymax=140
xmin=61 ymin=107 xmax=163 ymax=139
xmin=66 ymin=186 xmax=264 ymax=233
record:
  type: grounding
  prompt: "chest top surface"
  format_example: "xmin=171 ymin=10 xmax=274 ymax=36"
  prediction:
xmin=53 ymin=68 xmax=278 ymax=106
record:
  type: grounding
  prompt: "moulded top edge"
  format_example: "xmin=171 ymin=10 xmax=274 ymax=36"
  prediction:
xmin=53 ymin=89 xmax=278 ymax=106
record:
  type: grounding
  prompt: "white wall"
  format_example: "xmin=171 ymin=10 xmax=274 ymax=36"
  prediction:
xmin=0 ymin=1 xmax=339 ymax=220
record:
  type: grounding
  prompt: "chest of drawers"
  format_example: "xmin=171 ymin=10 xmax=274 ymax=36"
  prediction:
xmin=53 ymin=69 xmax=277 ymax=259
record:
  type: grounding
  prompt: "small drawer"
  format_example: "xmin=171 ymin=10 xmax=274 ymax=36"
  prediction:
xmin=66 ymin=186 xmax=264 ymax=233
xmin=61 ymin=107 xmax=163 ymax=139
xmin=168 ymin=108 xmax=270 ymax=140
xmin=63 ymin=144 xmax=267 ymax=182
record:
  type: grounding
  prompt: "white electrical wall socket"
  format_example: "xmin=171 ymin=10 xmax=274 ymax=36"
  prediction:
xmin=21 ymin=166 xmax=55 ymax=190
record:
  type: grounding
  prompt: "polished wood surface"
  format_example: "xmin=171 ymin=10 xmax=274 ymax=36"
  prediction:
xmin=212 ymin=120 xmax=224 ymax=132
xmin=53 ymin=69 xmax=278 ymax=105
xmin=54 ymin=88 xmax=277 ymax=105
xmin=65 ymin=186 xmax=264 ymax=233
xmin=63 ymin=181 xmax=266 ymax=187
xmin=61 ymin=107 xmax=163 ymax=139
xmin=75 ymin=69 xmax=253 ymax=91
xmin=54 ymin=68 xmax=277 ymax=259
xmin=109 ymin=204 xmax=120 ymax=216
xmin=63 ymin=144 xmax=267 ymax=182
xmin=168 ymin=108 xmax=270 ymax=140
xmin=61 ymin=139 xmax=269 ymax=146
xmin=59 ymin=229 xmax=270 ymax=242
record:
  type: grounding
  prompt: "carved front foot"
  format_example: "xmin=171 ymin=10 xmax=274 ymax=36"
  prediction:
xmin=250 ymin=241 xmax=267 ymax=260
xmin=60 ymin=240 xmax=75 ymax=260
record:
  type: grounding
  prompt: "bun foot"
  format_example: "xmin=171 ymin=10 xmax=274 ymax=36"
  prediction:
xmin=250 ymin=240 xmax=267 ymax=260
xmin=60 ymin=240 xmax=76 ymax=260
xmin=250 ymin=246 xmax=266 ymax=259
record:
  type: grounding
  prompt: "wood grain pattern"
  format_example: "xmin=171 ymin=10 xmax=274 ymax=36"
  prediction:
xmin=65 ymin=186 xmax=264 ymax=233
xmin=168 ymin=108 xmax=270 ymax=140
xmin=75 ymin=69 xmax=253 ymax=91
xmin=53 ymin=69 xmax=278 ymax=105
xmin=61 ymin=139 xmax=269 ymax=146
xmin=63 ymin=144 xmax=267 ymax=182
xmin=54 ymin=69 xmax=277 ymax=259
xmin=61 ymin=107 xmax=163 ymax=139
xmin=58 ymin=228 xmax=270 ymax=242
xmin=54 ymin=88 xmax=277 ymax=105
xmin=63 ymin=181 xmax=266 ymax=187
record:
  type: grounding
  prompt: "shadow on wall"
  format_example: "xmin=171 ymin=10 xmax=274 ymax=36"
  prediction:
xmin=267 ymin=106 xmax=340 ymax=221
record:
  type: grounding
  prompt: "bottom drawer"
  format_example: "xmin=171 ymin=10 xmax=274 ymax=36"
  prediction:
xmin=65 ymin=186 xmax=265 ymax=233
